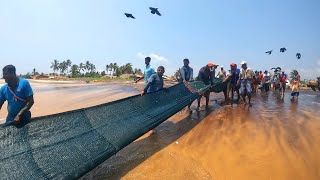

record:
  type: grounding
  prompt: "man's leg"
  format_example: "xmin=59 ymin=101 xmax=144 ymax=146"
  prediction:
xmin=240 ymin=81 xmax=246 ymax=104
xmin=197 ymin=96 xmax=202 ymax=111
xmin=205 ymin=91 xmax=210 ymax=109
xmin=247 ymin=81 xmax=253 ymax=106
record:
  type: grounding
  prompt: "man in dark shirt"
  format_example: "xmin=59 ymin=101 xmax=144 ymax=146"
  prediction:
xmin=180 ymin=58 xmax=194 ymax=113
xmin=180 ymin=58 xmax=193 ymax=82
xmin=224 ymin=63 xmax=240 ymax=103
xmin=197 ymin=63 xmax=216 ymax=111
xmin=141 ymin=66 xmax=165 ymax=95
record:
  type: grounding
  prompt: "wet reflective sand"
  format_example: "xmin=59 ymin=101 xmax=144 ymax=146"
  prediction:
xmin=82 ymin=91 xmax=320 ymax=180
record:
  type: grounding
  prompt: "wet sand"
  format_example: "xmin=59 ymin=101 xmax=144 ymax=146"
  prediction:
xmin=81 ymin=91 xmax=320 ymax=180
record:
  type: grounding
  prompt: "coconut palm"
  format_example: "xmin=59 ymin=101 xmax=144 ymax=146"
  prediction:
xmin=79 ymin=63 xmax=85 ymax=74
xmin=106 ymin=64 xmax=110 ymax=75
xmin=290 ymin=69 xmax=299 ymax=80
xmin=85 ymin=61 xmax=91 ymax=73
xmin=59 ymin=61 xmax=68 ymax=75
xmin=50 ymin=59 xmax=59 ymax=74
xmin=66 ymin=59 xmax=72 ymax=74
xmin=71 ymin=64 xmax=80 ymax=77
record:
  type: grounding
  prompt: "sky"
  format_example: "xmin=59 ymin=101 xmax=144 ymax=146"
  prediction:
xmin=0 ymin=0 xmax=319 ymax=79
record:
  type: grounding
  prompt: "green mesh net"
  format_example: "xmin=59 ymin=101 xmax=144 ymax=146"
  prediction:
xmin=0 ymin=80 xmax=224 ymax=179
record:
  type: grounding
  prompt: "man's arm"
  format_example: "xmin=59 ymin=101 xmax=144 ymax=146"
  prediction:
xmin=190 ymin=68 xmax=194 ymax=81
xmin=180 ymin=68 xmax=186 ymax=81
xmin=135 ymin=76 xmax=144 ymax=83
xmin=141 ymin=75 xmax=154 ymax=96
xmin=18 ymin=96 xmax=34 ymax=118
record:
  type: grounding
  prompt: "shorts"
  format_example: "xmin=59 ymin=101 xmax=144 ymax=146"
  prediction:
xmin=240 ymin=80 xmax=252 ymax=96
xmin=291 ymin=92 xmax=300 ymax=96
xmin=228 ymin=83 xmax=240 ymax=92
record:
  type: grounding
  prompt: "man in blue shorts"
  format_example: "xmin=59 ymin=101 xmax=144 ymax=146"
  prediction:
xmin=0 ymin=65 xmax=34 ymax=125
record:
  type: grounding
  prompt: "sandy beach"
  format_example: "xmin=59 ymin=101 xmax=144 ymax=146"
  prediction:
xmin=1 ymin=80 xmax=320 ymax=179
xmin=0 ymin=79 xmax=141 ymax=123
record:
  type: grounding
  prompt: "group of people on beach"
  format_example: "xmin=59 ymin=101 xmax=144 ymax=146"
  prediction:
xmin=0 ymin=59 xmax=301 ymax=126
xmin=136 ymin=56 xmax=302 ymax=112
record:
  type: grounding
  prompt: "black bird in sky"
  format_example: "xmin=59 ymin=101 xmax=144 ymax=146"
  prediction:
xmin=271 ymin=67 xmax=282 ymax=73
xmin=265 ymin=50 xmax=273 ymax=55
xmin=280 ymin=47 xmax=287 ymax=53
xmin=149 ymin=7 xmax=161 ymax=16
xmin=296 ymin=53 xmax=301 ymax=59
xmin=124 ymin=13 xmax=135 ymax=19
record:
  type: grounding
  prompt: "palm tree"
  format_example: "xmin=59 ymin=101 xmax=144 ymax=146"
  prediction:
xmin=106 ymin=64 xmax=110 ymax=75
xmin=79 ymin=63 xmax=85 ymax=74
xmin=123 ymin=63 xmax=133 ymax=74
xmin=290 ymin=69 xmax=299 ymax=80
xmin=50 ymin=59 xmax=59 ymax=74
xmin=66 ymin=59 xmax=72 ymax=74
xmin=112 ymin=63 xmax=119 ymax=76
xmin=71 ymin=64 xmax=79 ymax=77
xmin=59 ymin=61 xmax=68 ymax=75
xmin=85 ymin=61 xmax=91 ymax=73
xmin=109 ymin=63 xmax=114 ymax=75
xmin=90 ymin=63 xmax=96 ymax=73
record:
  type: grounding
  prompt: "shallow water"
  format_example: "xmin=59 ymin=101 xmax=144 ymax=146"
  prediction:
xmin=82 ymin=90 xmax=320 ymax=180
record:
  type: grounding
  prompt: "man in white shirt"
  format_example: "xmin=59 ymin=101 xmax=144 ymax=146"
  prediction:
xmin=237 ymin=61 xmax=255 ymax=106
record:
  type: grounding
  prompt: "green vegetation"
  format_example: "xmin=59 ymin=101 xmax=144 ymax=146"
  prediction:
xmin=49 ymin=59 xmax=143 ymax=78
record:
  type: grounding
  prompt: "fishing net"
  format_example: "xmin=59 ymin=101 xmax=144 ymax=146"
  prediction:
xmin=0 ymin=81 xmax=222 ymax=179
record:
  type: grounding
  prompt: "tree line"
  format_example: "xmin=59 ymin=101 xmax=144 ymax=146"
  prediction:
xmin=50 ymin=59 xmax=143 ymax=78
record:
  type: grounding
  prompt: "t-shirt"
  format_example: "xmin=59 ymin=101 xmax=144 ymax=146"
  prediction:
xmin=239 ymin=68 xmax=255 ymax=80
xmin=144 ymin=65 xmax=155 ymax=84
xmin=180 ymin=66 xmax=193 ymax=82
xmin=280 ymin=74 xmax=287 ymax=82
xmin=0 ymin=78 xmax=33 ymax=123
xmin=198 ymin=66 xmax=213 ymax=85
xmin=217 ymin=70 xmax=227 ymax=79
xmin=291 ymin=80 xmax=300 ymax=92
xmin=146 ymin=74 xmax=164 ymax=93
xmin=230 ymin=68 xmax=240 ymax=84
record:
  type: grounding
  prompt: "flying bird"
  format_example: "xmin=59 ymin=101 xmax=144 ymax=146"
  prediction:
xmin=149 ymin=7 xmax=161 ymax=16
xmin=271 ymin=67 xmax=282 ymax=73
xmin=296 ymin=53 xmax=301 ymax=59
xmin=265 ymin=50 xmax=273 ymax=55
xmin=124 ymin=13 xmax=135 ymax=19
xmin=280 ymin=47 xmax=287 ymax=53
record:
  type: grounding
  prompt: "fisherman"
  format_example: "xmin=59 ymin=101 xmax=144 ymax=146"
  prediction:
xmin=263 ymin=70 xmax=271 ymax=93
xmin=197 ymin=63 xmax=215 ymax=111
xmin=141 ymin=66 xmax=166 ymax=134
xmin=272 ymin=74 xmax=280 ymax=91
xmin=217 ymin=66 xmax=227 ymax=79
xmin=279 ymin=71 xmax=288 ymax=98
xmin=135 ymin=57 xmax=155 ymax=85
xmin=180 ymin=58 xmax=194 ymax=113
xmin=0 ymin=65 xmax=34 ymax=125
xmin=237 ymin=61 xmax=255 ymax=106
xmin=259 ymin=71 xmax=265 ymax=92
xmin=291 ymin=79 xmax=300 ymax=100
xmin=141 ymin=66 xmax=165 ymax=95
xmin=224 ymin=63 xmax=240 ymax=103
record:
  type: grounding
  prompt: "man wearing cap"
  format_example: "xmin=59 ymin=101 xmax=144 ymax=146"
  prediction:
xmin=135 ymin=57 xmax=155 ymax=85
xmin=224 ymin=63 xmax=240 ymax=103
xmin=217 ymin=66 xmax=227 ymax=79
xmin=237 ymin=61 xmax=255 ymax=106
xmin=197 ymin=63 xmax=215 ymax=111
xmin=180 ymin=58 xmax=194 ymax=113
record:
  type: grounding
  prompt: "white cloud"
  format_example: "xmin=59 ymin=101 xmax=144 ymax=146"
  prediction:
xmin=136 ymin=52 xmax=168 ymax=63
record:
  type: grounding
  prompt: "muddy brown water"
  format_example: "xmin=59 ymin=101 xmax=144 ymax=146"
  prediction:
xmin=81 ymin=90 xmax=320 ymax=180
